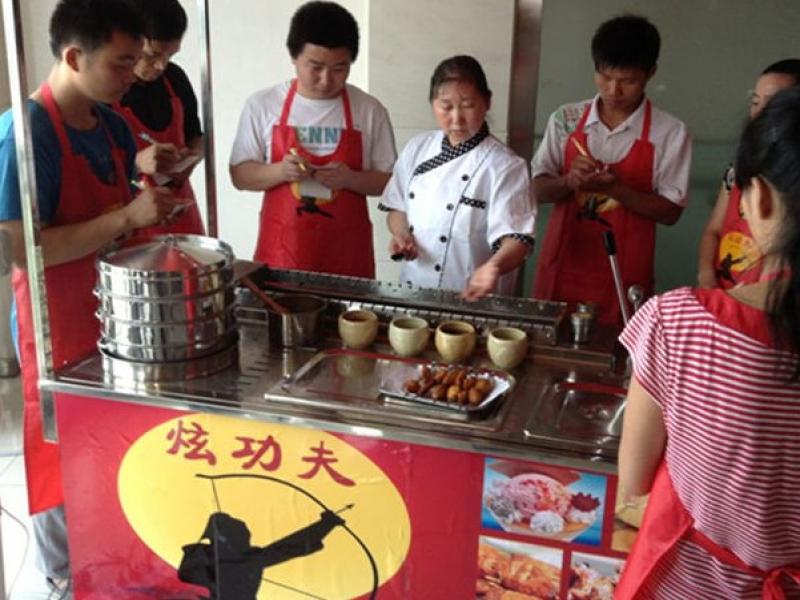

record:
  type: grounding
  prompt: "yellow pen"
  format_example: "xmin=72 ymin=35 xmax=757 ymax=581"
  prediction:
xmin=289 ymin=148 xmax=308 ymax=173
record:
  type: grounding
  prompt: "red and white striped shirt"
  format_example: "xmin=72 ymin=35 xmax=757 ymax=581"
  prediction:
xmin=620 ymin=286 xmax=800 ymax=599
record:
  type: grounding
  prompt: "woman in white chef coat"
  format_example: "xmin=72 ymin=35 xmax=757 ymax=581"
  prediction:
xmin=379 ymin=55 xmax=535 ymax=300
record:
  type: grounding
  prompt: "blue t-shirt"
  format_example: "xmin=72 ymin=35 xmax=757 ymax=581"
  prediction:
xmin=0 ymin=100 xmax=136 ymax=223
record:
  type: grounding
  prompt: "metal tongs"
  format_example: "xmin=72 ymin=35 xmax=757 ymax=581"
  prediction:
xmin=602 ymin=230 xmax=630 ymax=326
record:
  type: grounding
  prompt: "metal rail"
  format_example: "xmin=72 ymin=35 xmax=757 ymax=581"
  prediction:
xmin=2 ymin=0 xmax=57 ymax=441
xmin=196 ymin=0 xmax=217 ymax=237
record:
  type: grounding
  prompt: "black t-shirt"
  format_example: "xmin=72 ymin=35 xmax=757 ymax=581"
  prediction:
xmin=120 ymin=62 xmax=202 ymax=143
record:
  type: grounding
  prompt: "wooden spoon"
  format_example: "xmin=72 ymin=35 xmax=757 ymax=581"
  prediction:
xmin=241 ymin=276 xmax=290 ymax=316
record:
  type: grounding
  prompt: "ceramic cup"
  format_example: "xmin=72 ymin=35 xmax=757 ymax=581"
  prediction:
xmin=487 ymin=326 xmax=528 ymax=370
xmin=338 ymin=309 xmax=378 ymax=350
xmin=388 ymin=316 xmax=430 ymax=357
xmin=434 ymin=320 xmax=477 ymax=364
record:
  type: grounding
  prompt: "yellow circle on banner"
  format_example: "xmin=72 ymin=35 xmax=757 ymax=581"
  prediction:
xmin=118 ymin=414 xmax=411 ymax=599
xmin=718 ymin=231 xmax=761 ymax=273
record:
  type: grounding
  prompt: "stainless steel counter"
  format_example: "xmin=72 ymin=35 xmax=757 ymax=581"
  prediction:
xmin=42 ymin=278 xmax=628 ymax=476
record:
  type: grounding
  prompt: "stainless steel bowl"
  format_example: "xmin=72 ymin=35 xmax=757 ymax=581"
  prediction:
xmin=99 ymin=330 xmax=239 ymax=363
xmin=95 ymin=287 xmax=234 ymax=323
xmin=267 ymin=294 xmax=327 ymax=347
xmin=96 ymin=309 xmax=234 ymax=347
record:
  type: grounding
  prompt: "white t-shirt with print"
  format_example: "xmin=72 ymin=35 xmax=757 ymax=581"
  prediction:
xmin=229 ymin=80 xmax=397 ymax=172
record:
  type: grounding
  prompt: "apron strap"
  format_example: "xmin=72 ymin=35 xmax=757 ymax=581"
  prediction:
xmin=162 ymin=72 xmax=178 ymax=99
xmin=279 ymin=79 xmax=299 ymax=126
xmin=639 ymin=100 xmax=652 ymax=142
xmin=574 ymin=101 xmax=593 ymax=134
xmin=40 ymin=81 xmax=74 ymax=158
xmin=687 ymin=528 xmax=800 ymax=600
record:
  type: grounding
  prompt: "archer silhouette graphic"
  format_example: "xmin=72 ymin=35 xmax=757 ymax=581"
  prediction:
xmin=178 ymin=506 xmax=350 ymax=599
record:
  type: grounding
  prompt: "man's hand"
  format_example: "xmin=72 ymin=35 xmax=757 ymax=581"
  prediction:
xmin=579 ymin=169 xmax=617 ymax=195
xmin=124 ymin=186 xmax=182 ymax=229
xmin=564 ymin=155 xmax=602 ymax=191
xmin=281 ymin=152 xmax=312 ymax=183
xmin=312 ymin=162 xmax=353 ymax=191
xmin=136 ymin=142 xmax=182 ymax=176
xmin=463 ymin=261 xmax=500 ymax=301
xmin=389 ymin=230 xmax=418 ymax=261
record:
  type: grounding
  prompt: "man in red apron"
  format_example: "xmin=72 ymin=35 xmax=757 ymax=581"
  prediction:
xmin=531 ymin=15 xmax=691 ymax=325
xmin=114 ymin=0 xmax=205 ymax=237
xmin=0 ymin=0 xmax=180 ymax=590
xmin=229 ymin=1 xmax=397 ymax=278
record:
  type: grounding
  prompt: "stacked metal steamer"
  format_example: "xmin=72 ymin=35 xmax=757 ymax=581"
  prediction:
xmin=95 ymin=235 xmax=238 ymax=382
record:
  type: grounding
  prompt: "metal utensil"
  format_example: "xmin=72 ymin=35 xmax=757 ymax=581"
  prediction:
xmin=602 ymin=230 xmax=630 ymax=325
xmin=240 ymin=276 xmax=289 ymax=316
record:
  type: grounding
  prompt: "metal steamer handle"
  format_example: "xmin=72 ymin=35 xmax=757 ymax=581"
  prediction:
xmin=602 ymin=230 xmax=631 ymax=326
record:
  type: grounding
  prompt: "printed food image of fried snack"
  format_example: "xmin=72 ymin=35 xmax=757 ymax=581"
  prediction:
xmin=477 ymin=542 xmax=559 ymax=600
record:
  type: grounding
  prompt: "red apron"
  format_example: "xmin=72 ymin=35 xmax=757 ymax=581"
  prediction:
xmin=533 ymin=101 xmax=656 ymax=325
xmin=616 ymin=461 xmax=800 ymax=599
xmin=715 ymin=183 xmax=763 ymax=288
xmin=114 ymin=76 xmax=204 ymax=236
xmin=254 ymin=79 xmax=374 ymax=278
xmin=13 ymin=83 xmax=132 ymax=513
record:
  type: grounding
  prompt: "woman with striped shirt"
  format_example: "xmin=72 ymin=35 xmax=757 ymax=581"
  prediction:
xmin=616 ymin=87 xmax=800 ymax=599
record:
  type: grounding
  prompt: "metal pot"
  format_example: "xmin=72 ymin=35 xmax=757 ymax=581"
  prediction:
xmin=267 ymin=294 xmax=327 ymax=347
xmin=96 ymin=309 xmax=234 ymax=347
xmin=95 ymin=234 xmax=238 ymax=365
xmin=95 ymin=287 xmax=233 ymax=323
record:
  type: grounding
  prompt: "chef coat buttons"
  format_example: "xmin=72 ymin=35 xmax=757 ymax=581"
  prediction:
xmin=409 ymin=192 xmax=415 ymax=199
xmin=461 ymin=174 xmax=469 ymax=181
xmin=434 ymin=264 xmax=441 ymax=272
xmin=446 ymin=203 xmax=454 ymax=211
xmin=409 ymin=225 xmax=414 ymax=233
xmin=439 ymin=235 xmax=447 ymax=243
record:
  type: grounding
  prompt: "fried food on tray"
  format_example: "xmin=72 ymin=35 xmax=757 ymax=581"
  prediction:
xmin=401 ymin=365 xmax=495 ymax=406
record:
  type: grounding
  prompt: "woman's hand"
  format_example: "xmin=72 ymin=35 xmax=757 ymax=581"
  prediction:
xmin=463 ymin=261 xmax=500 ymax=301
xmin=389 ymin=231 xmax=418 ymax=260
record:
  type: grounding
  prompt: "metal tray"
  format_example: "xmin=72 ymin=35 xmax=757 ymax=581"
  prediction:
xmin=272 ymin=349 xmax=511 ymax=424
xmin=379 ymin=362 xmax=513 ymax=414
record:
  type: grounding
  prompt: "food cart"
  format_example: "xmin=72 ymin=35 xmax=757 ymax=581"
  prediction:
xmin=2 ymin=0 xmax=641 ymax=597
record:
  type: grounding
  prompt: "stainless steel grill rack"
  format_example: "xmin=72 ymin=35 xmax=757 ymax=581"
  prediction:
xmin=238 ymin=266 xmax=568 ymax=345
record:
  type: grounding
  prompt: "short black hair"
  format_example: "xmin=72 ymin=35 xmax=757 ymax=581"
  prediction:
xmin=429 ymin=55 xmax=492 ymax=103
xmin=286 ymin=1 xmax=359 ymax=61
xmin=762 ymin=59 xmax=800 ymax=86
xmin=49 ymin=0 xmax=144 ymax=58
xmin=128 ymin=0 xmax=187 ymax=42
xmin=591 ymin=14 xmax=660 ymax=73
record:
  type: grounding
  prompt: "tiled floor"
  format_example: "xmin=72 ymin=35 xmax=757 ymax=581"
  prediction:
xmin=0 ymin=376 xmax=55 ymax=599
